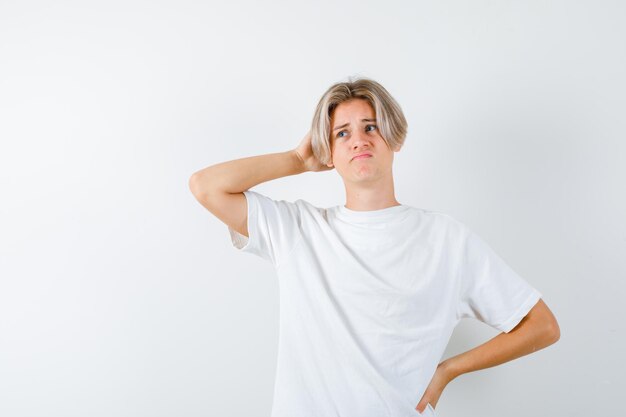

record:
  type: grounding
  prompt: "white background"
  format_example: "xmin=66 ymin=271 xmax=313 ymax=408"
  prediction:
xmin=1 ymin=1 xmax=624 ymax=416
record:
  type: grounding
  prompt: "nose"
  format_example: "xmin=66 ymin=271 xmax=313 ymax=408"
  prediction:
xmin=350 ymin=129 xmax=371 ymax=150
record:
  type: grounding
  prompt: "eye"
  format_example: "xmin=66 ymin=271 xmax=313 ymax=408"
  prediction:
xmin=337 ymin=130 xmax=347 ymax=138
xmin=366 ymin=124 xmax=377 ymax=132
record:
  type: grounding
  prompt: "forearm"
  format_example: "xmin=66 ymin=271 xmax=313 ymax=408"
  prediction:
xmin=190 ymin=150 xmax=306 ymax=195
xmin=442 ymin=315 xmax=559 ymax=381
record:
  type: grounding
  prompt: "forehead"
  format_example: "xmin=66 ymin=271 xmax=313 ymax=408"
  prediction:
xmin=331 ymin=99 xmax=375 ymax=123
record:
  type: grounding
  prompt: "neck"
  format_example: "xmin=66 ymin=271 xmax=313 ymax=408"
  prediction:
xmin=343 ymin=177 xmax=400 ymax=211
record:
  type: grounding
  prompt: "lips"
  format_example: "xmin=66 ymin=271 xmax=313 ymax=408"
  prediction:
xmin=352 ymin=152 xmax=372 ymax=161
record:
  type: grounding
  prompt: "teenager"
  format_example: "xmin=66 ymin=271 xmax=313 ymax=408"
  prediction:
xmin=189 ymin=76 xmax=560 ymax=417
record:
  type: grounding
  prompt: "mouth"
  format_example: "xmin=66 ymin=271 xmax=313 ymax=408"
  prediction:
xmin=352 ymin=153 xmax=373 ymax=161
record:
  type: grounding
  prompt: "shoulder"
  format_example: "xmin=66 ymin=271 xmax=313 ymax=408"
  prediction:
xmin=244 ymin=190 xmax=325 ymax=225
xmin=406 ymin=206 xmax=469 ymax=235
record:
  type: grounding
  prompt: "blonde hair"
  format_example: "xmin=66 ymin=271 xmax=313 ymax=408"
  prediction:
xmin=310 ymin=76 xmax=408 ymax=166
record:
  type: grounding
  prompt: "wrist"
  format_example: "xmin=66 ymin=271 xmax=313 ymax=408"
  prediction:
xmin=290 ymin=149 xmax=308 ymax=173
xmin=439 ymin=358 xmax=462 ymax=382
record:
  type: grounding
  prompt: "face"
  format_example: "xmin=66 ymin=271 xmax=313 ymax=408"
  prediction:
xmin=327 ymin=98 xmax=399 ymax=184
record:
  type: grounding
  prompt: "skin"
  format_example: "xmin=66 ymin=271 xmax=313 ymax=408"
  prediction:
xmin=415 ymin=298 xmax=559 ymax=413
xmin=296 ymin=98 xmax=402 ymax=211
xmin=294 ymin=98 xmax=560 ymax=414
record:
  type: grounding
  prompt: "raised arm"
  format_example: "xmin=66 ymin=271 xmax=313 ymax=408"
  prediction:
xmin=188 ymin=131 xmax=330 ymax=237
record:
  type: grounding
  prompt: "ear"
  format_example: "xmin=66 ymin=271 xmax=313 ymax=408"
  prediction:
xmin=326 ymin=147 xmax=334 ymax=167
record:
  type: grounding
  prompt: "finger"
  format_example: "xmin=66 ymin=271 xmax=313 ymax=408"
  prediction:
xmin=415 ymin=401 xmax=428 ymax=414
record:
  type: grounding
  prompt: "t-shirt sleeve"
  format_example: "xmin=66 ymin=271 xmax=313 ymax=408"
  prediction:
xmin=456 ymin=224 xmax=542 ymax=333
xmin=227 ymin=189 xmax=301 ymax=268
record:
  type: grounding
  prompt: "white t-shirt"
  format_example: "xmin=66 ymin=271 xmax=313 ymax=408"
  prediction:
xmin=228 ymin=190 xmax=542 ymax=417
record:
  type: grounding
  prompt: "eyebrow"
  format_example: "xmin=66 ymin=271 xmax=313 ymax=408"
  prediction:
xmin=332 ymin=118 xmax=377 ymax=131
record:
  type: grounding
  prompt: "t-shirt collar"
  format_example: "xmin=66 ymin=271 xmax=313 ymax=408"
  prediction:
xmin=335 ymin=203 xmax=409 ymax=222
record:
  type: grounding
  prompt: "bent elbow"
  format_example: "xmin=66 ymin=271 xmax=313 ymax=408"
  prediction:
xmin=188 ymin=174 xmax=197 ymax=194
xmin=189 ymin=172 xmax=211 ymax=198
xmin=545 ymin=319 xmax=560 ymax=345
xmin=552 ymin=323 xmax=561 ymax=344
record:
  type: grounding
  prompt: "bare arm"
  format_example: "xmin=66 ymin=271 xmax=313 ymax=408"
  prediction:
xmin=188 ymin=131 xmax=331 ymax=236
xmin=189 ymin=149 xmax=305 ymax=194
xmin=415 ymin=298 xmax=560 ymax=413
xmin=443 ymin=298 xmax=560 ymax=378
